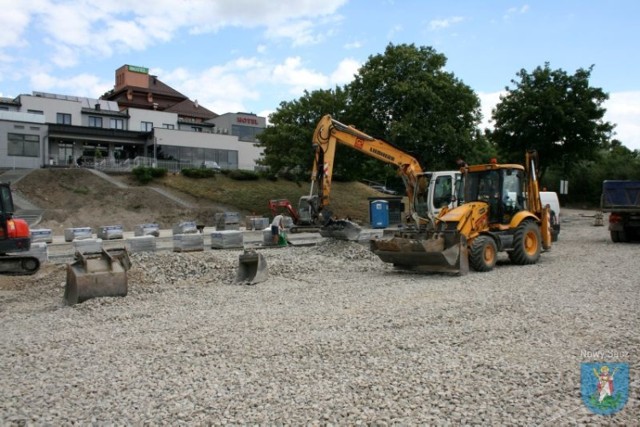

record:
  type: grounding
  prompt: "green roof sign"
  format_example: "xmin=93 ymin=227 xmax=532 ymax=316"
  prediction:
xmin=128 ymin=65 xmax=149 ymax=74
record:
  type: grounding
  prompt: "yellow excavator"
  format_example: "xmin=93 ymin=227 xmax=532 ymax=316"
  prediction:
xmin=306 ymin=114 xmax=459 ymax=240
xmin=371 ymin=151 xmax=553 ymax=274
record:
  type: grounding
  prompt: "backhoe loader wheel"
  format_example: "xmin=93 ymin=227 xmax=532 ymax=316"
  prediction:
xmin=508 ymin=220 xmax=541 ymax=265
xmin=470 ymin=235 xmax=497 ymax=272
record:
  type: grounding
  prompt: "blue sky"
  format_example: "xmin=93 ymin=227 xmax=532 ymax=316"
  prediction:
xmin=1 ymin=0 xmax=639 ymax=149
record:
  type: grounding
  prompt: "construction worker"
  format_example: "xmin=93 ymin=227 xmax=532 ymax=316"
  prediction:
xmin=271 ymin=214 xmax=284 ymax=244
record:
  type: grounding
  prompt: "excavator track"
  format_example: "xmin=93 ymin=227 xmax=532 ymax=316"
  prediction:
xmin=0 ymin=255 xmax=41 ymax=276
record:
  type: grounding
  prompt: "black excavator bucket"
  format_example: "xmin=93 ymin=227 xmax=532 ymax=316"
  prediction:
xmin=236 ymin=250 xmax=268 ymax=285
xmin=371 ymin=232 xmax=469 ymax=275
xmin=65 ymin=248 xmax=132 ymax=305
xmin=319 ymin=219 xmax=362 ymax=241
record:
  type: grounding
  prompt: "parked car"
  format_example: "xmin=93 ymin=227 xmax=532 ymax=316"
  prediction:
xmin=202 ymin=161 xmax=221 ymax=171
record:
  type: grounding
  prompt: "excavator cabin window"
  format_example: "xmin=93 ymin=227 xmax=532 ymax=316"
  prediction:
xmin=465 ymin=169 xmax=524 ymax=224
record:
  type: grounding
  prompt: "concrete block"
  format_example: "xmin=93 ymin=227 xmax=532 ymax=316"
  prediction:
xmin=73 ymin=238 xmax=103 ymax=254
xmin=97 ymin=225 xmax=124 ymax=240
xmin=126 ymin=235 xmax=156 ymax=253
xmin=173 ymin=233 xmax=204 ymax=252
xmin=65 ymin=227 xmax=93 ymax=242
xmin=134 ymin=223 xmax=160 ymax=237
xmin=30 ymin=228 xmax=53 ymax=244
xmin=211 ymin=230 xmax=244 ymax=249
xmin=173 ymin=221 xmax=198 ymax=235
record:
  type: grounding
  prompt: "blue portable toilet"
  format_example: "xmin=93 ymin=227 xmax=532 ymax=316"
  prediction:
xmin=370 ymin=199 xmax=390 ymax=229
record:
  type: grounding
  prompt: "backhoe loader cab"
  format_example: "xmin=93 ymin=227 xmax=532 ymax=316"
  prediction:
xmin=464 ymin=165 xmax=526 ymax=225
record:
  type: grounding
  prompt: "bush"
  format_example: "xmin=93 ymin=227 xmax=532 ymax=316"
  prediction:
xmin=181 ymin=168 xmax=218 ymax=179
xmin=228 ymin=169 xmax=259 ymax=181
xmin=132 ymin=166 xmax=168 ymax=184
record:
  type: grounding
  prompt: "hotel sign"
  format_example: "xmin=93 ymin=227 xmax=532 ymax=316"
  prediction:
xmin=128 ymin=65 xmax=149 ymax=74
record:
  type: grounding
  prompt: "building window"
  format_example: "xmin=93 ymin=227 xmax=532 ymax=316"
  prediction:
xmin=110 ymin=118 xmax=124 ymax=129
xmin=57 ymin=113 xmax=72 ymax=124
xmin=8 ymin=133 xmax=39 ymax=157
xmin=163 ymin=123 xmax=175 ymax=129
xmin=28 ymin=109 xmax=44 ymax=115
xmin=141 ymin=121 xmax=153 ymax=132
xmin=191 ymin=126 xmax=202 ymax=132
xmin=231 ymin=124 xmax=261 ymax=141
xmin=88 ymin=116 xmax=103 ymax=127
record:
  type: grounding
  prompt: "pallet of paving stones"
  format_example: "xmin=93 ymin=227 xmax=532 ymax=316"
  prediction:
xmin=172 ymin=221 xmax=198 ymax=235
xmin=215 ymin=212 xmax=241 ymax=231
xmin=64 ymin=227 xmax=93 ymax=242
xmin=173 ymin=233 xmax=204 ymax=252
xmin=126 ymin=235 xmax=157 ymax=253
xmin=97 ymin=225 xmax=124 ymax=240
xmin=30 ymin=228 xmax=53 ymax=244
xmin=73 ymin=238 xmax=103 ymax=254
xmin=134 ymin=223 xmax=160 ymax=237
xmin=210 ymin=230 xmax=244 ymax=249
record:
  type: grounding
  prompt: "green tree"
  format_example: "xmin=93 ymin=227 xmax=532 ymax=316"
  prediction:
xmin=489 ymin=63 xmax=614 ymax=179
xmin=348 ymin=43 xmax=483 ymax=171
xmin=257 ymin=87 xmax=349 ymax=181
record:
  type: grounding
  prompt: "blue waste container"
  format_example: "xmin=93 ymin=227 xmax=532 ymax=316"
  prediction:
xmin=370 ymin=200 xmax=390 ymax=228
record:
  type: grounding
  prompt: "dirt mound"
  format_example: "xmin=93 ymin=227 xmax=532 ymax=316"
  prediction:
xmin=13 ymin=169 xmax=225 ymax=234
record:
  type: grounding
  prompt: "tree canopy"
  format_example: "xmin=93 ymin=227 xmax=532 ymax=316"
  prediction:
xmin=489 ymin=63 xmax=614 ymax=177
xmin=258 ymin=43 xmax=491 ymax=190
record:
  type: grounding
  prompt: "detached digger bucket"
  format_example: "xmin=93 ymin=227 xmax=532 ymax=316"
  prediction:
xmin=319 ymin=219 xmax=362 ymax=241
xmin=371 ymin=233 xmax=469 ymax=275
xmin=65 ymin=248 xmax=131 ymax=305
xmin=236 ymin=250 xmax=268 ymax=285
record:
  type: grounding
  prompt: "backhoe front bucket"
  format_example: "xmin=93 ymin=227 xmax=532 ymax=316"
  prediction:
xmin=65 ymin=248 xmax=131 ymax=305
xmin=319 ymin=219 xmax=362 ymax=241
xmin=371 ymin=233 xmax=469 ymax=275
xmin=236 ymin=250 xmax=268 ymax=285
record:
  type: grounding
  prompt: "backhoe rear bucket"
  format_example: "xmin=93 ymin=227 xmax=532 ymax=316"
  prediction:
xmin=65 ymin=248 xmax=131 ymax=305
xmin=319 ymin=219 xmax=362 ymax=241
xmin=236 ymin=250 xmax=268 ymax=285
xmin=371 ymin=233 xmax=469 ymax=275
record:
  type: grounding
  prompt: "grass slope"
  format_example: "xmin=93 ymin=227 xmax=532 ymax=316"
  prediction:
xmin=160 ymin=174 xmax=390 ymax=224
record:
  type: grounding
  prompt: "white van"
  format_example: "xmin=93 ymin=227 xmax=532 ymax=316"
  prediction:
xmin=540 ymin=191 xmax=561 ymax=241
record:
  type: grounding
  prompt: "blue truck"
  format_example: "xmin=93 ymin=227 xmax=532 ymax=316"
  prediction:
xmin=601 ymin=180 xmax=640 ymax=242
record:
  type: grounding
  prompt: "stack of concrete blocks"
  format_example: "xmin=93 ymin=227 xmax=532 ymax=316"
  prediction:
xmin=215 ymin=212 xmax=241 ymax=231
xmin=73 ymin=238 xmax=103 ymax=254
xmin=262 ymin=227 xmax=276 ymax=246
xmin=30 ymin=228 xmax=53 ymax=244
xmin=126 ymin=235 xmax=156 ymax=253
xmin=210 ymin=230 xmax=244 ymax=249
xmin=173 ymin=221 xmax=198 ymax=235
xmin=97 ymin=225 xmax=124 ymax=240
xmin=64 ymin=227 xmax=93 ymax=242
xmin=247 ymin=216 xmax=269 ymax=231
xmin=282 ymin=216 xmax=294 ymax=230
xmin=173 ymin=233 xmax=204 ymax=252
xmin=23 ymin=242 xmax=48 ymax=264
xmin=134 ymin=223 xmax=160 ymax=237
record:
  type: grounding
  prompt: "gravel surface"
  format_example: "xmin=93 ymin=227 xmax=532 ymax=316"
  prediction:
xmin=1 ymin=209 xmax=638 ymax=425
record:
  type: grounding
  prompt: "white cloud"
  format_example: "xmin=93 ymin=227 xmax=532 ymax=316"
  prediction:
xmin=330 ymin=58 xmax=360 ymax=85
xmin=29 ymin=72 xmax=111 ymax=97
xmin=344 ymin=41 xmax=362 ymax=50
xmin=429 ymin=16 xmax=465 ymax=31
xmin=605 ymin=91 xmax=640 ymax=150
xmin=504 ymin=5 xmax=530 ymax=20
xmin=387 ymin=25 xmax=403 ymax=39
xmin=272 ymin=57 xmax=329 ymax=94
xmin=477 ymin=91 xmax=504 ymax=130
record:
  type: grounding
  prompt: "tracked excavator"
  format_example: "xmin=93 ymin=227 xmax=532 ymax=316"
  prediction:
xmin=0 ymin=183 xmax=40 ymax=275
xmin=371 ymin=151 xmax=553 ymax=274
xmin=306 ymin=114 xmax=460 ymax=240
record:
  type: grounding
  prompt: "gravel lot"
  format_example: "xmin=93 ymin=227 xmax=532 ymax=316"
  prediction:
xmin=1 ymin=209 xmax=638 ymax=425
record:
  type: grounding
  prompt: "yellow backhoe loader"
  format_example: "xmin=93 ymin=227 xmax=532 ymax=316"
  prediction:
xmin=371 ymin=151 xmax=553 ymax=274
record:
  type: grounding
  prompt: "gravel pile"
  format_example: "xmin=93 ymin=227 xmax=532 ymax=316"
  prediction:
xmin=1 ymin=209 xmax=638 ymax=424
